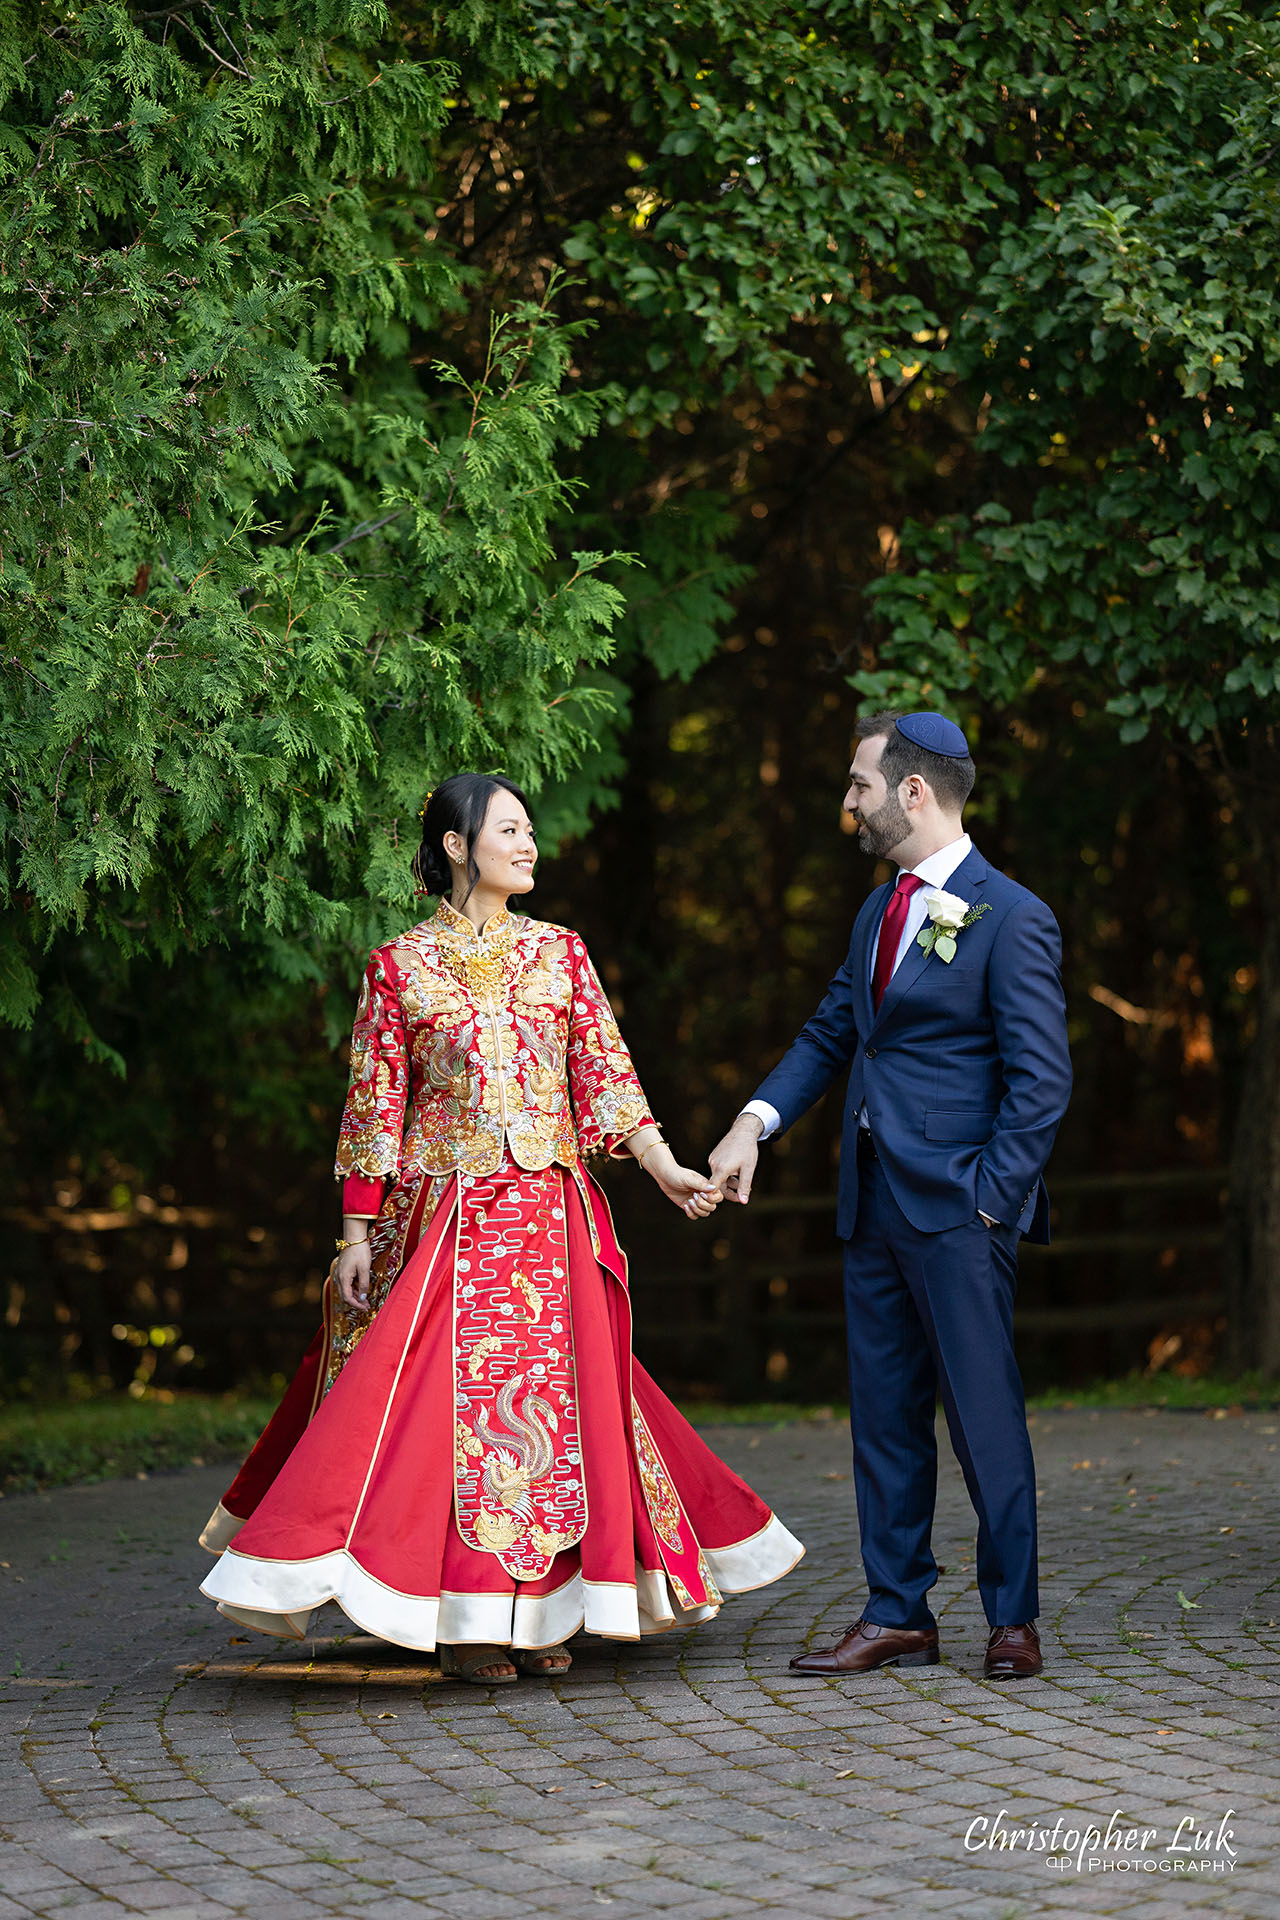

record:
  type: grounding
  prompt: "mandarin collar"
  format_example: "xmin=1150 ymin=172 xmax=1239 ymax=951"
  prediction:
xmin=433 ymin=898 xmax=513 ymax=946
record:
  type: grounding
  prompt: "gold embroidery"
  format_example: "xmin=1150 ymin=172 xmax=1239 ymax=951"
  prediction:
xmin=632 ymin=1407 xmax=685 ymax=1553
xmin=323 ymin=1170 xmax=450 ymax=1395
xmin=439 ymin=945 xmax=516 ymax=999
xmin=473 ymin=1507 xmax=523 ymax=1552
xmin=477 ymin=1374 xmax=559 ymax=1512
xmin=529 ymin=1525 xmax=575 ymax=1556
xmin=453 ymin=1167 xmax=585 ymax=1582
xmin=423 ymin=1031 xmax=472 ymax=1098
xmin=668 ymin=1567 xmax=697 ymax=1610
xmin=434 ymin=900 xmax=517 ymax=998
xmin=516 ymin=963 xmax=571 ymax=1012
xmin=335 ymin=905 xmax=656 ymax=1183
xmin=466 ymin=1335 xmax=504 ymax=1380
xmin=512 ymin=1268 xmax=543 ymax=1323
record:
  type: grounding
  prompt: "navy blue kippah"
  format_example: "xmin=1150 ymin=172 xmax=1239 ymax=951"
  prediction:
xmin=895 ymin=711 xmax=970 ymax=758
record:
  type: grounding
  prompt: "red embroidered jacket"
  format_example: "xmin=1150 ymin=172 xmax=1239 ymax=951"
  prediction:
xmin=336 ymin=901 xmax=656 ymax=1215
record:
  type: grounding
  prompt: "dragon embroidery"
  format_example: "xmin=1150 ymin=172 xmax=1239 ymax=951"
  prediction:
xmin=452 ymin=1164 xmax=587 ymax=1579
xmin=477 ymin=1375 xmax=559 ymax=1513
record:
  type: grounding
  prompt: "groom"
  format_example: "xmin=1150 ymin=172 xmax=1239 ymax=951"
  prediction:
xmin=709 ymin=711 xmax=1071 ymax=1680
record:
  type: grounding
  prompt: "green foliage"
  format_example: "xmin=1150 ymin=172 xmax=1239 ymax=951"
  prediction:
xmin=1027 ymin=1372 xmax=1277 ymax=1411
xmin=417 ymin=2 xmax=1280 ymax=758
xmin=837 ymin=5 xmax=1280 ymax=749
xmin=549 ymin=0 xmax=1011 ymax=401
xmin=0 ymin=1 xmax=644 ymax=1026
xmin=6 ymin=0 xmax=1277 ymax=1172
xmin=0 ymin=1392 xmax=278 ymax=1492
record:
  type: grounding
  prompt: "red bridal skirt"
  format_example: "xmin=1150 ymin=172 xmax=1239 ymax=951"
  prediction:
xmin=199 ymin=1156 xmax=803 ymax=1649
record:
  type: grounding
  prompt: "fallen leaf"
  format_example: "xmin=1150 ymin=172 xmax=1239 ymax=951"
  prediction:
xmin=540 ymin=1785 xmax=562 ymax=1794
xmin=1155 ymin=1728 xmax=1175 ymax=1736
xmin=377 ymin=1711 xmax=397 ymax=1720
xmin=1219 ymin=1526 xmax=1234 ymax=1534
xmin=1176 ymin=1590 xmax=1200 ymax=1610
xmin=228 ymin=1636 xmax=249 ymax=1645
xmin=834 ymin=1768 xmax=857 ymax=1779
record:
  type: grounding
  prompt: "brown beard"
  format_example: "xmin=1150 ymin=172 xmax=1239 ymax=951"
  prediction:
xmin=856 ymin=790 xmax=910 ymax=861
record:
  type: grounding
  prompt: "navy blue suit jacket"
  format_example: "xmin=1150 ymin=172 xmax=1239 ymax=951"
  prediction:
xmin=751 ymin=846 xmax=1072 ymax=1242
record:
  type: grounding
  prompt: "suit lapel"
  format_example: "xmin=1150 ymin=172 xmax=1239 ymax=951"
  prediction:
xmin=853 ymin=882 xmax=891 ymax=1035
xmin=870 ymin=844 xmax=991 ymax=1033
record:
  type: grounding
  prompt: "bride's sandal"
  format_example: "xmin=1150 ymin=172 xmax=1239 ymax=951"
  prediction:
xmin=440 ymin=1643 xmax=518 ymax=1685
xmin=513 ymin=1643 xmax=573 ymax=1677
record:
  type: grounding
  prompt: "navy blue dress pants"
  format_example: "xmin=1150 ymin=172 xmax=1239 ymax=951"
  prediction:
xmin=843 ymin=1156 xmax=1039 ymax=1629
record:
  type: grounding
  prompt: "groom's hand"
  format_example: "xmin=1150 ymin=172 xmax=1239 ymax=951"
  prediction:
xmin=708 ymin=1112 xmax=764 ymax=1205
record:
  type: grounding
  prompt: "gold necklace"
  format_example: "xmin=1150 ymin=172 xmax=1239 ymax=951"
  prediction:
xmin=435 ymin=911 xmax=516 ymax=999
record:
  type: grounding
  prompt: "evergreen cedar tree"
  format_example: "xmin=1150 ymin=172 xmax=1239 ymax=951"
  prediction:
xmin=4 ymin=3 xmax=1279 ymax=1356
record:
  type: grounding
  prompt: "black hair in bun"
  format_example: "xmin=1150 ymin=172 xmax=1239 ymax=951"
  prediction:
xmin=412 ymin=773 xmax=531 ymax=904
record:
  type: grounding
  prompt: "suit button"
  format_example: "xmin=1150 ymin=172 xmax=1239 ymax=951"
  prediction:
xmin=865 ymin=1047 xmax=877 ymax=1059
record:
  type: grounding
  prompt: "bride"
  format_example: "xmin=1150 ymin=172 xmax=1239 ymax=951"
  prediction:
xmin=199 ymin=773 xmax=803 ymax=1682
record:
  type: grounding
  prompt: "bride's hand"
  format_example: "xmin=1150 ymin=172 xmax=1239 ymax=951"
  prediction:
xmin=658 ymin=1164 xmax=724 ymax=1221
xmin=633 ymin=1142 xmax=721 ymax=1220
xmin=335 ymin=1240 xmax=373 ymax=1313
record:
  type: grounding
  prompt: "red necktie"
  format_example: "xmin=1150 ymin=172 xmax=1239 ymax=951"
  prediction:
xmin=872 ymin=873 xmax=924 ymax=1011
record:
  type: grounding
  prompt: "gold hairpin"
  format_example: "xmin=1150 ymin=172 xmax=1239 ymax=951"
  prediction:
xmin=418 ymin=789 xmax=434 ymax=820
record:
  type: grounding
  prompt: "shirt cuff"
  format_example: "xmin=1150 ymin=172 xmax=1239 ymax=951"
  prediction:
xmin=978 ymin=1210 xmax=1000 ymax=1228
xmin=740 ymin=1099 xmax=781 ymax=1142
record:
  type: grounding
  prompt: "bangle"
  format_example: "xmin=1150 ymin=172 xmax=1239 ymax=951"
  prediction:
xmin=335 ymin=1236 xmax=368 ymax=1252
xmin=637 ymin=1139 xmax=664 ymax=1169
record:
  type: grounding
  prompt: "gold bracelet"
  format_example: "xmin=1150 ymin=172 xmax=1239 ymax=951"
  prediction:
xmin=637 ymin=1138 xmax=665 ymax=1168
xmin=335 ymin=1236 xmax=368 ymax=1253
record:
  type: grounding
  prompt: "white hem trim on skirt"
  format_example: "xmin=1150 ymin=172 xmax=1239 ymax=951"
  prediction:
xmin=199 ymin=1512 xmax=803 ymax=1650
xmin=199 ymin=1501 xmax=245 ymax=1555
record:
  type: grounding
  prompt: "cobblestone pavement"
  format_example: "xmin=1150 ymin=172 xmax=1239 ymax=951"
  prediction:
xmin=2 ymin=1408 xmax=1277 ymax=1919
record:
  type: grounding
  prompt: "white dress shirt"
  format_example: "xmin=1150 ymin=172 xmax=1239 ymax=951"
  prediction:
xmin=742 ymin=833 xmax=973 ymax=1141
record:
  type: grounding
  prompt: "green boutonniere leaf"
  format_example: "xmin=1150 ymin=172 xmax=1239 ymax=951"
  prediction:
xmin=934 ymin=932 xmax=957 ymax=963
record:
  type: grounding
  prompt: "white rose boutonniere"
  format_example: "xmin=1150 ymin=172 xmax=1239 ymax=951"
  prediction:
xmin=917 ymin=888 xmax=992 ymax=964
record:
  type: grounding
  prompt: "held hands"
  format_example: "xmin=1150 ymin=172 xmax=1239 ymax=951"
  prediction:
xmin=656 ymin=1159 xmax=724 ymax=1221
xmin=707 ymin=1112 xmax=763 ymax=1205
xmin=631 ymin=1134 xmax=723 ymax=1220
xmin=335 ymin=1236 xmax=373 ymax=1313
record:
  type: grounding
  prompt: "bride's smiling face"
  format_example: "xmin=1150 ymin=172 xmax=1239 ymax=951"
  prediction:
xmin=446 ymin=792 xmax=538 ymax=899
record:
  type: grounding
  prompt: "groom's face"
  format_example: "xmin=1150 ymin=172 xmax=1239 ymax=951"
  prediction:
xmin=844 ymin=736 xmax=910 ymax=860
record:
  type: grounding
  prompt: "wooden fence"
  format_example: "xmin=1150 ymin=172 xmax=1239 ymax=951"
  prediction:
xmin=6 ymin=1167 xmax=1229 ymax=1402
xmin=612 ymin=1165 xmax=1229 ymax=1400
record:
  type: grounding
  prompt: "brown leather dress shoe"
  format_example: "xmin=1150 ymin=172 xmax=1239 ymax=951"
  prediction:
xmin=984 ymin=1622 xmax=1043 ymax=1679
xmin=789 ymin=1617 xmax=939 ymax=1674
